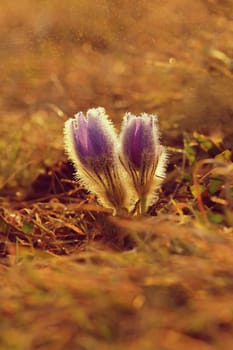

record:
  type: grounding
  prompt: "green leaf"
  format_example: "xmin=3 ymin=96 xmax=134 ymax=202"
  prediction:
xmin=22 ymin=221 xmax=34 ymax=234
xmin=215 ymin=149 xmax=232 ymax=161
xmin=190 ymin=184 xmax=205 ymax=198
xmin=184 ymin=134 xmax=196 ymax=166
xmin=208 ymin=212 xmax=224 ymax=224
xmin=208 ymin=178 xmax=223 ymax=194
xmin=193 ymin=132 xmax=214 ymax=152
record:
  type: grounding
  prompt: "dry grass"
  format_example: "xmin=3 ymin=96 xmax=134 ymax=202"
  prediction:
xmin=0 ymin=1 xmax=233 ymax=349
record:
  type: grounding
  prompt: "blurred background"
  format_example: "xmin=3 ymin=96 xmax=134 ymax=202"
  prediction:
xmin=0 ymin=0 xmax=233 ymax=189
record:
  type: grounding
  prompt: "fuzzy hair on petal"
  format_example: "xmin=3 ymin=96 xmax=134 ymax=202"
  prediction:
xmin=155 ymin=146 xmax=168 ymax=180
xmin=64 ymin=109 xmax=137 ymax=213
xmin=87 ymin=107 xmax=119 ymax=146
xmin=64 ymin=117 xmax=116 ymax=211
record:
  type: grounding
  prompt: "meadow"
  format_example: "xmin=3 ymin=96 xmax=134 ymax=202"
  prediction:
xmin=0 ymin=1 xmax=233 ymax=349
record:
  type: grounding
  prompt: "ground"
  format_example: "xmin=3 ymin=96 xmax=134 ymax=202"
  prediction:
xmin=0 ymin=1 xmax=233 ymax=349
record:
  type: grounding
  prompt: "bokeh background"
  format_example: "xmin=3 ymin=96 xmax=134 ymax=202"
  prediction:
xmin=1 ymin=0 xmax=233 ymax=189
xmin=1 ymin=3 xmax=233 ymax=349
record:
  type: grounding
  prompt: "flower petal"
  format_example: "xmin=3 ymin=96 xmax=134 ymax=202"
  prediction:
xmin=64 ymin=107 xmax=135 ymax=213
xmin=119 ymin=112 xmax=167 ymax=213
xmin=72 ymin=112 xmax=88 ymax=159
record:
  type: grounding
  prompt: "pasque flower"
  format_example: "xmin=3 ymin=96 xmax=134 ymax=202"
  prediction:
xmin=64 ymin=107 xmax=131 ymax=213
xmin=64 ymin=107 xmax=167 ymax=215
xmin=119 ymin=112 xmax=167 ymax=213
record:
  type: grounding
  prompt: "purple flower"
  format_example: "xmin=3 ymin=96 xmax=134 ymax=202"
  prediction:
xmin=71 ymin=109 xmax=115 ymax=169
xmin=64 ymin=108 xmax=167 ymax=215
xmin=122 ymin=113 xmax=157 ymax=169
xmin=119 ymin=112 xmax=167 ymax=213
xmin=64 ymin=107 xmax=130 ymax=213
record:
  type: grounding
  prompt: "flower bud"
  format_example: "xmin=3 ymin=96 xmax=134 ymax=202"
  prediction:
xmin=71 ymin=109 xmax=116 ymax=170
xmin=64 ymin=107 xmax=131 ymax=214
xmin=119 ymin=112 xmax=167 ymax=213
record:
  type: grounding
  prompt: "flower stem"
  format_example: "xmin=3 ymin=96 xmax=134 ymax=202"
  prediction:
xmin=139 ymin=196 xmax=147 ymax=215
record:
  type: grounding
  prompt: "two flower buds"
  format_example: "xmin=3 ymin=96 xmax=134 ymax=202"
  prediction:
xmin=64 ymin=107 xmax=167 ymax=215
